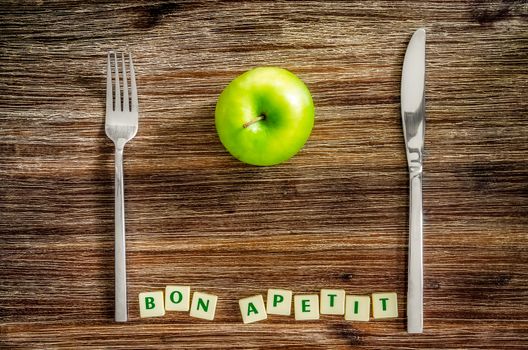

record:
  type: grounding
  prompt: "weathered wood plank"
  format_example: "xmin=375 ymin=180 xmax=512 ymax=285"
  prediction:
xmin=1 ymin=0 xmax=527 ymax=348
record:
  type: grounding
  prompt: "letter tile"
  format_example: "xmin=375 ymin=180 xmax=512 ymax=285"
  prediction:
xmin=266 ymin=289 xmax=292 ymax=316
xmin=239 ymin=294 xmax=268 ymax=324
xmin=345 ymin=295 xmax=370 ymax=321
xmin=165 ymin=285 xmax=191 ymax=311
xmin=372 ymin=292 xmax=398 ymax=319
xmin=189 ymin=291 xmax=218 ymax=321
xmin=320 ymin=289 xmax=345 ymax=315
xmin=294 ymin=294 xmax=319 ymax=321
xmin=139 ymin=291 xmax=165 ymax=318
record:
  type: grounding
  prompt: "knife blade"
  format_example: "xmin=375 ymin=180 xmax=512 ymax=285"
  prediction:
xmin=401 ymin=28 xmax=426 ymax=334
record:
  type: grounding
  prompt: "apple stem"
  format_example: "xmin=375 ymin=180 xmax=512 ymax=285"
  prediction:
xmin=243 ymin=115 xmax=265 ymax=128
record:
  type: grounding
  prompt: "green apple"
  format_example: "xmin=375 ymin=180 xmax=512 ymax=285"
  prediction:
xmin=215 ymin=67 xmax=315 ymax=166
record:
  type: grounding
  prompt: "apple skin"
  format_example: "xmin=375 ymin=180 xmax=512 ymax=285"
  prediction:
xmin=215 ymin=67 xmax=315 ymax=166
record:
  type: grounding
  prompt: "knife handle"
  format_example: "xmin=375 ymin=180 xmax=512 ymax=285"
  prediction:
xmin=407 ymin=170 xmax=423 ymax=333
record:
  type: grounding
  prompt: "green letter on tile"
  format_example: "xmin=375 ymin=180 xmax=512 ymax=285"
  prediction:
xmin=273 ymin=294 xmax=284 ymax=307
xmin=328 ymin=294 xmax=337 ymax=307
xmin=145 ymin=296 xmax=155 ymax=310
xmin=247 ymin=302 xmax=258 ymax=316
xmin=197 ymin=298 xmax=210 ymax=312
xmin=170 ymin=291 xmax=183 ymax=304
xmin=380 ymin=298 xmax=389 ymax=311
xmin=302 ymin=299 xmax=311 ymax=312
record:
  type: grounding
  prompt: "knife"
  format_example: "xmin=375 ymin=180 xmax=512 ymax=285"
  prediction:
xmin=401 ymin=28 xmax=426 ymax=334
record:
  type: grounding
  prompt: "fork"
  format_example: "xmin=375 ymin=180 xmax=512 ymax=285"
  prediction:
xmin=105 ymin=51 xmax=138 ymax=322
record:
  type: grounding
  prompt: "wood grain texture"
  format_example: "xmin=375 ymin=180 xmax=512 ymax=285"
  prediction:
xmin=1 ymin=0 xmax=527 ymax=348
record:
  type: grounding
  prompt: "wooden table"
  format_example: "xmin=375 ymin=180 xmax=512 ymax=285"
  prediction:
xmin=1 ymin=1 xmax=527 ymax=348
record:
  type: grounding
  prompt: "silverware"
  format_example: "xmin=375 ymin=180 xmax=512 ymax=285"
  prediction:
xmin=105 ymin=51 xmax=139 ymax=322
xmin=401 ymin=28 xmax=426 ymax=334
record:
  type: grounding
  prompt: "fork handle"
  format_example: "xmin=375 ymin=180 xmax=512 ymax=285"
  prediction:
xmin=407 ymin=170 xmax=423 ymax=333
xmin=114 ymin=145 xmax=128 ymax=322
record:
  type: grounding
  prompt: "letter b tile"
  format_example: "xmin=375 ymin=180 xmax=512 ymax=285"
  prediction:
xmin=139 ymin=291 xmax=165 ymax=318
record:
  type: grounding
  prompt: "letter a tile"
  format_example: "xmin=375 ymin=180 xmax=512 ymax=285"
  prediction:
xmin=239 ymin=294 xmax=267 ymax=324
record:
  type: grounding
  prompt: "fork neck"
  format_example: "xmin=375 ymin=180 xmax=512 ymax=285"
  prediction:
xmin=115 ymin=139 xmax=127 ymax=152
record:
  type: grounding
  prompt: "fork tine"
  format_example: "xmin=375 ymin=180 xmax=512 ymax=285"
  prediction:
xmin=106 ymin=52 xmax=113 ymax=112
xmin=121 ymin=53 xmax=129 ymax=112
xmin=113 ymin=51 xmax=121 ymax=111
xmin=129 ymin=52 xmax=138 ymax=113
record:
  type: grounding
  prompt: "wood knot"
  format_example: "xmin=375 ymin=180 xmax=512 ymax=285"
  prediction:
xmin=330 ymin=323 xmax=363 ymax=346
xmin=135 ymin=3 xmax=184 ymax=29
xmin=470 ymin=0 xmax=523 ymax=25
